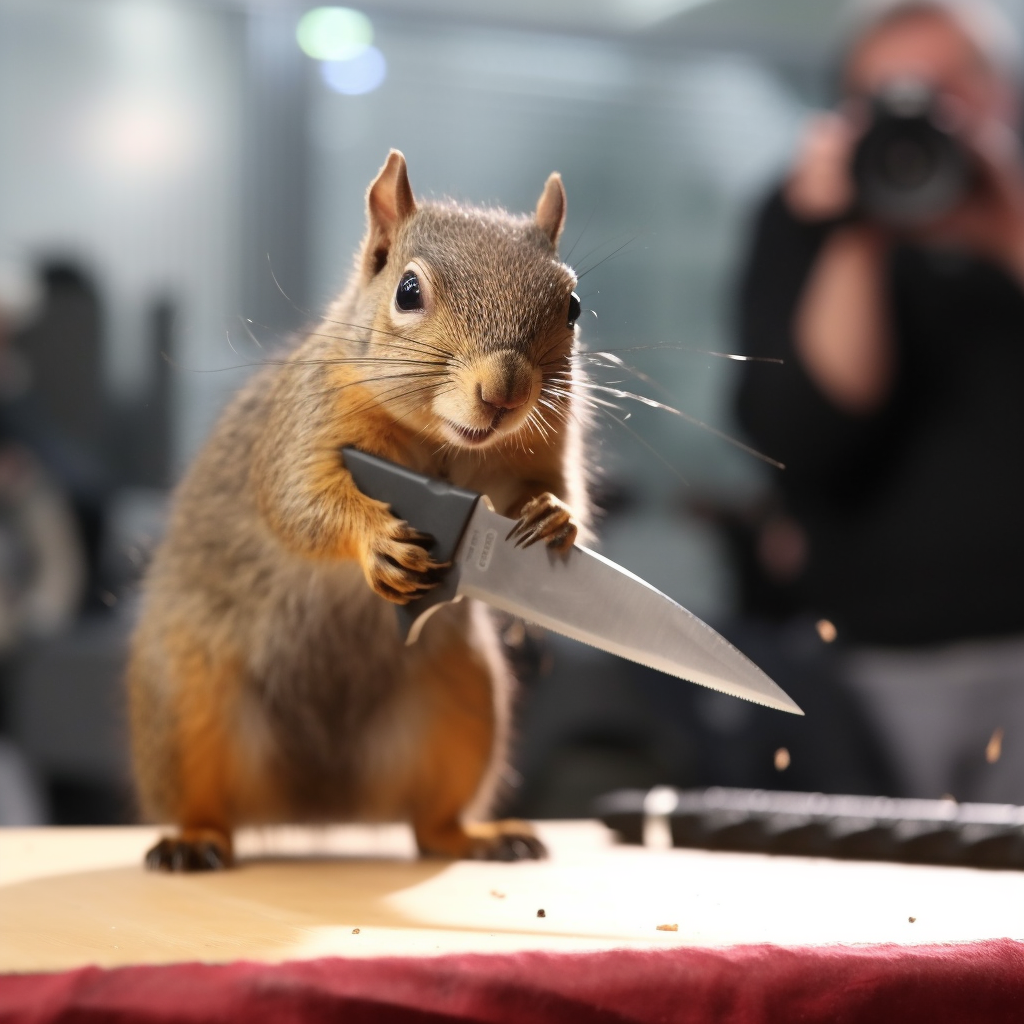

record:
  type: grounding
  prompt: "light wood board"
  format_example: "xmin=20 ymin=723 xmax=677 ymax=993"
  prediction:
xmin=2 ymin=821 xmax=1024 ymax=972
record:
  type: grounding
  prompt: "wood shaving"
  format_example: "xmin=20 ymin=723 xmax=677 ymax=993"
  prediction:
xmin=352 ymin=928 xmax=360 ymax=934
xmin=490 ymin=890 xmax=506 ymax=899
xmin=986 ymin=728 xmax=1004 ymax=764
xmin=657 ymin=924 xmax=678 ymax=932
xmin=815 ymin=619 xmax=837 ymax=643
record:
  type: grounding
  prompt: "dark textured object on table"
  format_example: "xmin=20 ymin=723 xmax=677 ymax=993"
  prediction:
xmin=595 ymin=787 xmax=1024 ymax=869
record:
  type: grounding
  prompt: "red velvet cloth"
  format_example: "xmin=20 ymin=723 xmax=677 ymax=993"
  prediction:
xmin=2 ymin=940 xmax=1022 ymax=1023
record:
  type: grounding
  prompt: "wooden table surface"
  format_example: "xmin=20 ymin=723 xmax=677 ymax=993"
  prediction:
xmin=3 ymin=821 xmax=1024 ymax=973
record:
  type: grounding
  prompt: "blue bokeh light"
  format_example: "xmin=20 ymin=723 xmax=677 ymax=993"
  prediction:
xmin=320 ymin=46 xmax=387 ymax=96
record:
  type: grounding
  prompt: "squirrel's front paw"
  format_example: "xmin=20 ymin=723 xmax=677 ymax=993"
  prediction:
xmin=363 ymin=517 xmax=449 ymax=604
xmin=506 ymin=493 xmax=578 ymax=552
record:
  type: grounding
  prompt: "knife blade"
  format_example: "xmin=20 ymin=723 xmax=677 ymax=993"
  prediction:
xmin=342 ymin=448 xmax=802 ymax=715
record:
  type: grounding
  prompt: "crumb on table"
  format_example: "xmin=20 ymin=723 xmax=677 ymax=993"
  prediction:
xmin=537 ymin=909 xmax=546 ymax=918
xmin=656 ymin=923 xmax=679 ymax=932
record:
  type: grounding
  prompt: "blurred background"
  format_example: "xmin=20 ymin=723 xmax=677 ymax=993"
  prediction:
xmin=1 ymin=0 xmax=1021 ymax=826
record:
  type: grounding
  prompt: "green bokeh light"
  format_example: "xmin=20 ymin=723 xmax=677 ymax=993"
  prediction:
xmin=296 ymin=7 xmax=373 ymax=62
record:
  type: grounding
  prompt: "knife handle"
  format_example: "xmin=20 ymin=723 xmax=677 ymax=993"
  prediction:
xmin=341 ymin=447 xmax=480 ymax=643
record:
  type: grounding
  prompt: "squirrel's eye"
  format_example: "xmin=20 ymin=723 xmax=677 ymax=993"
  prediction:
xmin=396 ymin=271 xmax=423 ymax=311
xmin=567 ymin=292 xmax=581 ymax=328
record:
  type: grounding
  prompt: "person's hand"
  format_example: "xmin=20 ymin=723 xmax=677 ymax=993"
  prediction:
xmin=917 ymin=117 xmax=1024 ymax=278
xmin=784 ymin=112 xmax=859 ymax=222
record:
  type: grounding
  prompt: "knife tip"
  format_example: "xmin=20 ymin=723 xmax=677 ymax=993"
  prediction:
xmin=767 ymin=693 xmax=805 ymax=716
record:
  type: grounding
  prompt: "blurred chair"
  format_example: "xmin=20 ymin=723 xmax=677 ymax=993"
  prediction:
xmin=0 ymin=737 xmax=47 ymax=826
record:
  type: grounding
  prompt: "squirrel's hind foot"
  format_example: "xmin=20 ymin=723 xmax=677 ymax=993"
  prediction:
xmin=464 ymin=820 xmax=547 ymax=861
xmin=145 ymin=831 xmax=234 ymax=872
xmin=415 ymin=819 xmax=547 ymax=861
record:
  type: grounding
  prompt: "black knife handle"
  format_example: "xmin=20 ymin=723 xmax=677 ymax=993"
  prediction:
xmin=340 ymin=448 xmax=481 ymax=641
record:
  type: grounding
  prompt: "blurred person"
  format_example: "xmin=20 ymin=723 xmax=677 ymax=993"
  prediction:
xmin=5 ymin=263 xmax=111 ymax=606
xmin=0 ymin=261 xmax=86 ymax=649
xmin=0 ymin=260 xmax=86 ymax=824
xmin=735 ymin=0 xmax=1024 ymax=803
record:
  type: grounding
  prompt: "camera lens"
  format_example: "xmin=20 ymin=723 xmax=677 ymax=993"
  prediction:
xmin=852 ymin=80 xmax=970 ymax=225
xmin=883 ymin=137 xmax=935 ymax=189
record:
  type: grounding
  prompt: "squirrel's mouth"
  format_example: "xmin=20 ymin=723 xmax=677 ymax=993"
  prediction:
xmin=444 ymin=419 xmax=497 ymax=447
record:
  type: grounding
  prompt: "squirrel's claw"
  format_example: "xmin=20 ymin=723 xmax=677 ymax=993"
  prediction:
xmin=364 ymin=517 xmax=449 ymax=604
xmin=405 ymin=530 xmax=436 ymax=550
xmin=482 ymin=833 xmax=548 ymax=861
xmin=508 ymin=493 xmax=578 ymax=553
xmin=515 ymin=526 xmax=545 ymax=549
xmin=145 ymin=836 xmax=232 ymax=872
xmin=461 ymin=820 xmax=548 ymax=861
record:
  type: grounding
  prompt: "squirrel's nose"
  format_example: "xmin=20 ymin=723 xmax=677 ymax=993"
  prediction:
xmin=479 ymin=385 xmax=530 ymax=412
xmin=477 ymin=352 xmax=533 ymax=412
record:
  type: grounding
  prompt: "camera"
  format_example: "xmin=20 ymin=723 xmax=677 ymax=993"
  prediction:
xmin=852 ymin=80 xmax=971 ymax=224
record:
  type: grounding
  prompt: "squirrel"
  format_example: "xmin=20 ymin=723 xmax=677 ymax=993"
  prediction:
xmin=127 ymin=150 xmax=590 ymax=870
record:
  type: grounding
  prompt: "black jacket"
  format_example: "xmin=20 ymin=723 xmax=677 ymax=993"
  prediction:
xmin=736 ymin=188 xmax=1024 ymax=646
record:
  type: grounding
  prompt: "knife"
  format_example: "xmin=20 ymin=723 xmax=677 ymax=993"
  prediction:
xmin=342 ymin=448 xmax=802 ymax=715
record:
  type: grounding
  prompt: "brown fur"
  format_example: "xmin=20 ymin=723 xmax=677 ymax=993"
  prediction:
xmin=128 ymin=151 xmax=589 ymax=868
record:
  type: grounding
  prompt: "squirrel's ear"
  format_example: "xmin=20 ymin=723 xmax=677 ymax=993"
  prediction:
xmin=535 ymin=172 xmax=566 ymax=248
xmin=363 ymin=149 xmax=416 ymax=276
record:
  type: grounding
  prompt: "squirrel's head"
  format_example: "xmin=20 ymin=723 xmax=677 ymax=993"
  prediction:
xmin=343 ymin=150 xmax=580 ymax=450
